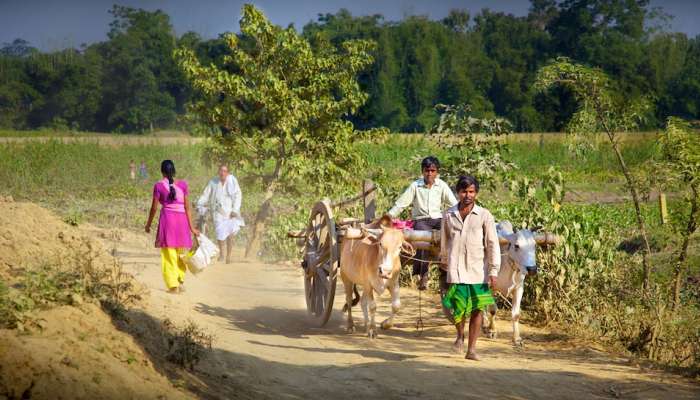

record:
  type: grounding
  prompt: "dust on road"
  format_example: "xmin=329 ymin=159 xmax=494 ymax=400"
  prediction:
xmin=114 ymin=229 xmax=699 ymax=400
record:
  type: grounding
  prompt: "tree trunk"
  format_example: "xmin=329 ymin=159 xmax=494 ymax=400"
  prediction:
xmin=244 ymin=142 xmax=285 ymax=259
xmin=244 ymin=184 xmax=276 ymax=258
xmin=672 ymin=184 xmax=699 ymax=311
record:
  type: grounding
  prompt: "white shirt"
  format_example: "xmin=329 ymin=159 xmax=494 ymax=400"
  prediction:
xmin=196 ymin=175 xmax=242 ymax=221
xmin=388 ymin=177 xmax=458 ymax=220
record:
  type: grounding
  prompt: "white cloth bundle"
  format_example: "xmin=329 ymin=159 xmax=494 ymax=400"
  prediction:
xmin=182 ymin=234 xmax=219 ymax=274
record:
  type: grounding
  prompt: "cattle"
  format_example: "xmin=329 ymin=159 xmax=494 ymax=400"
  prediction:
xmin=339 ymin=216 xmax=406 ymax=339
xmin=482 ymin=221 xmax=556 ymax=346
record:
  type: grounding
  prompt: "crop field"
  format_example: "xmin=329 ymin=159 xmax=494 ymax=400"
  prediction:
xmin=1 ymin=131 xmax=698 ymax=377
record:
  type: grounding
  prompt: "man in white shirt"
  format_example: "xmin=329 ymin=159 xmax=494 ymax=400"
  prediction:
xmin=388 ymin=156 xmax=458 ymax=290
xmin=196 ymin=164 xmax=245 ymax=264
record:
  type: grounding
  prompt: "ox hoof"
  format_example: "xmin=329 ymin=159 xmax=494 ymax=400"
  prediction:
xmin=346 ymin=326 xmax=355 ymax=334
xmin=367 ymin=329 xmax=377 ymax=339
xmin=513 ymin=338 xmax=523 ymax=347
xmin=488 ymin=331 xmax=497 ymax=339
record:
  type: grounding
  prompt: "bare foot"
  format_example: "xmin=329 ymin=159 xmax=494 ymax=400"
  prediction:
xmin=465 ymin=351 xmax=481 ymax=361
xmin=178 ymin=285 xmax=186 ymax=293
xmin=452 ymin=339 xmax=464 ymax=354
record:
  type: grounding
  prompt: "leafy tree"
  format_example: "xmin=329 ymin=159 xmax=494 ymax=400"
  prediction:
xmin=430 ymin=103 xmax=514 ymax=187
xmin=176 ymin=5 xmax=378 ymax=256
xmin=0 ymin=39 xmax=38 ymax=58
xmin=535 ymin=57 xmax=655 ymax=290
xmin=97 ymin=5 xmax=181 ymax=132
xmin=667 ymin=36 xmax=700 ymax=120
xmin=475 ymin=10 xmax=551 ymax=131
xmin=653 ymin=118 xmax=699 ymax=310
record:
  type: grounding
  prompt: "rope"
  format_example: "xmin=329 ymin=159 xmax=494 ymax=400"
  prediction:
xmin=415 ymin=288 xmax=424 ymax=335
xmin=400 ymin=242 xmax=428 ymax=335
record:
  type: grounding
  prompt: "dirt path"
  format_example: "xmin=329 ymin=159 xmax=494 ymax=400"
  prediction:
xmin=112 ymin=229 xmax=699 ymax=400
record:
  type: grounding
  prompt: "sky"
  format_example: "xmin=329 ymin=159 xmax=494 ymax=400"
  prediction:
xmin=0 ymin=0 xmax=698 ymax=51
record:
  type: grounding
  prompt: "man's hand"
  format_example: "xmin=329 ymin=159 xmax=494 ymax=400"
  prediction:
xmin=191 ymin=227 xmax=201 ymax=236
xmin=488 ymin=276 xmax=497 ymax=289
xmin=145 ymin=224 xmax=151 ymax=233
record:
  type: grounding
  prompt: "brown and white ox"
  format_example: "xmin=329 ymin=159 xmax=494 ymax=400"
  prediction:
xmin=482 ymin=221 xmax=556 ymax=346
xmin=340 ymin=218 xmax=406 ymax=339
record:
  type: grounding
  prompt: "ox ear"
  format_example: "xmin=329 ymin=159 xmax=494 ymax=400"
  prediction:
xmin=379 ymin=214 xmax=393 ymax=228
xmin=534 ymin=232 xmax=561 ymax=247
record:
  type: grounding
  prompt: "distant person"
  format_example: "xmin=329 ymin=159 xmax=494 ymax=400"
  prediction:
xmin=387 ymin=156 xmax=457 ymax=290
xmin=138 ymin=161 xmax=148 ymax=182
xmin=440 ymin=175 xmax=500 ymax=361
xmin=145 ymin=160 xmax=199 ymax=293
xmin=196 ymin=164 xmax=244 ymax=264
xmin=129 ymin=160 xmax=137 ymax=181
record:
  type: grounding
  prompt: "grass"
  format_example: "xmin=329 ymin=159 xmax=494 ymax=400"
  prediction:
xmin=0 ymin=130 xmax=666 ymax=230
xmin=0 ymin=130 xmax=697 ymax=372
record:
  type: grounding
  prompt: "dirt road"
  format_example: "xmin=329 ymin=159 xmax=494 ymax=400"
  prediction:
xmin=113 ymin=230 xmax=699 ymax=400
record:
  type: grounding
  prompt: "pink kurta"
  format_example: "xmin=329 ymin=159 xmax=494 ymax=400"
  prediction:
xmin=153 ymin=179 xmax=192 ymax=248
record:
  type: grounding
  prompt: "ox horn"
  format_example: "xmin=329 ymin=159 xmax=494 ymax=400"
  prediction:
xmin=534 ymin=232 xmax=561 ymax=246
xmin=363 ymin=228 xmax=383 ymax=238
xmin=498 ymin=236 xmax=510 ymax=245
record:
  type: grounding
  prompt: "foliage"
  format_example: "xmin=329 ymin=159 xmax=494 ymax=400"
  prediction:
xmin=0 ymin=238 xmax=140 ymax=329
xmin=1 ymin=1 xmax=699 ymax=133
xmin=176 ymin=4 xmax=379 ymax=255
xmin=429 ymin=103 xmax=515 ymax=188
xmin=535 ymin=57 xmax=655 ymax=290
xmin=162 ymin=318 xmax=213 ymax=371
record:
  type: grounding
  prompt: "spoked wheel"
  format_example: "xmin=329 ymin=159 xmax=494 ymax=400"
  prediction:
xmin=302 ymin=200 xmax=338 ymax=327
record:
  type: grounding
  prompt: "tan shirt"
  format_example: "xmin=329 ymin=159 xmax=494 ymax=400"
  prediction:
xmin=440 ymin=204 xmax=500 ymax=284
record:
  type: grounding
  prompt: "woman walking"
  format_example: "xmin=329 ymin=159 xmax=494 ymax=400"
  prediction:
xmin=145 ymin=160 xmax=199 ymax=293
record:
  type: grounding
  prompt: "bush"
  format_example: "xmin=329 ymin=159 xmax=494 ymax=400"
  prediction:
xmin=162 ymin=318 xmax=213 ymax=370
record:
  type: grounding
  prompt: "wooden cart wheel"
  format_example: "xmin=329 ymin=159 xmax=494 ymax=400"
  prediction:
xmin=302 ymin=200 xmax=338 ymax=327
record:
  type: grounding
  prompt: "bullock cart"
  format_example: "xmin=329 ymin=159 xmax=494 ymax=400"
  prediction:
xmin=287 ymin=180 xmax=559 ymax=329
xmin=287 ymin=180 xmax=446 ymax=327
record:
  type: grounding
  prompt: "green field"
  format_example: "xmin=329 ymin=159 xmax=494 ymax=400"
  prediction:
xmin=0 ymin=131 xmax=698 ymax=371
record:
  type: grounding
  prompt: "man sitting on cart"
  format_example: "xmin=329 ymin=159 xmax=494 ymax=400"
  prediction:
xmin=387 ymin=156 xmax=457 ymax=290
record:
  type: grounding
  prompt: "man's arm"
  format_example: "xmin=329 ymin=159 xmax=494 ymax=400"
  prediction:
xmin=387 ymin=183 xmax=416 ymax=218
xmin=443 ymin=181 xmax=458 ymax=207
xmin=484 ymin=211 xmax=501 ymax=278
xmin=196 ymin=181 xmax=212 ymax=213
xmin=440 ymin=215 xmax=449 ymax=266
xmin=228 ymin=176 xmax=242 ymax=217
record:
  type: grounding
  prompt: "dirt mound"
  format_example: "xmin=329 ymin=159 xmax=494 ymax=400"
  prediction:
xmin=0 ymin=305 xmax=193 ymax=400
xmin=0 ymin=199 xmax=194 ymax=399
xmin=0 ymin=197 xmax=112 ymax=274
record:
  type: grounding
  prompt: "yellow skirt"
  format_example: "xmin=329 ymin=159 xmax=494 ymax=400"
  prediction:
xmin=161 ymin=247 xmax=187 ymax=289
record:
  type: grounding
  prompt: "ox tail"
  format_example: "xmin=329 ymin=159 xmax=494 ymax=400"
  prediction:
xmin=342 ymin=285 xmax=361 ymax=312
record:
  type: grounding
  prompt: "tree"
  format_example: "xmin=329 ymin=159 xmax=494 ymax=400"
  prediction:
xmin=176 ymin=5 xmax=378 ymax=257
xmin=535 ymin=57 xmax=654 ymax=290
xmin=654 ymin=118 xmax=699 ymax=311
xmin=97 ymin=5 xmax=180 ymax=132
xmin=430 ymin=103 xmax=514 ymax=187
xmin=667 ymin=36 xmax=700 ymax=120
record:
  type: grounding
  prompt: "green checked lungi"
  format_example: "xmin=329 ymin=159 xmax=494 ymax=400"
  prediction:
xmin=442 ymin=283 xmax=495 ymax=325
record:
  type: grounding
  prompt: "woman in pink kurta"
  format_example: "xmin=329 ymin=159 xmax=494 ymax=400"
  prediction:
xmin=145 ymin=160 xmax=199 ymax=293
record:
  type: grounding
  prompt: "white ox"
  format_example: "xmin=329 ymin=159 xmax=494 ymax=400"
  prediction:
xmin=340 ymin=217 xmax=406 ymax=339
xmin=482 ymin=221 xmax=556 ymax=346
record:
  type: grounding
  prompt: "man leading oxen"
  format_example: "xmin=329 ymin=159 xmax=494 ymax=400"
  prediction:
xmin=340 ymin=216 xmax=407 ymax=339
